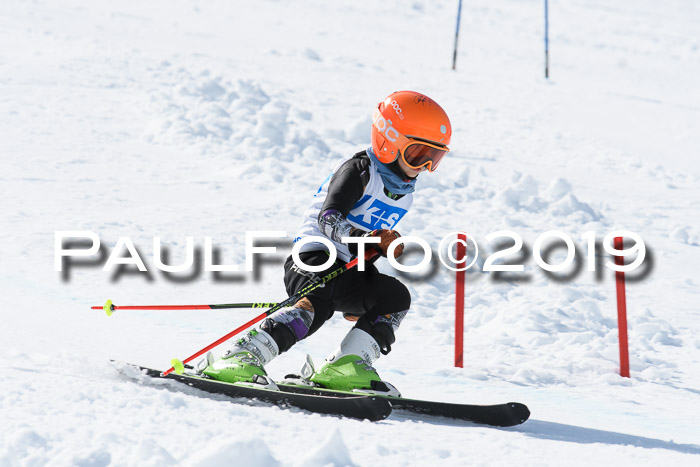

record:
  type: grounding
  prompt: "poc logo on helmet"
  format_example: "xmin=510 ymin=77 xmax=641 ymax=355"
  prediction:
xmin=387 ymin=99 xmax=405 ymax=120
xmin=373 ymin=110 xmax=400 ymax=143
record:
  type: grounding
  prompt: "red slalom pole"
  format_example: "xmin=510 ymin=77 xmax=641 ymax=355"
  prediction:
xmin=614 ymin=236 xmax=630 ymax=378
xmin=162 ymin=250 xmax=377 ymax=376
xmin=455 ymin=233 xmax=467 ymax=368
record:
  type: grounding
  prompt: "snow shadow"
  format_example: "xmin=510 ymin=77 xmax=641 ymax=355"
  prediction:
xmin=517 ymin=420 xmax=700 ymax=455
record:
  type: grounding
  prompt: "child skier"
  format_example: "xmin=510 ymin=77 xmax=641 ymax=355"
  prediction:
xmin=201 ymin=91 xmax=452 ymax=395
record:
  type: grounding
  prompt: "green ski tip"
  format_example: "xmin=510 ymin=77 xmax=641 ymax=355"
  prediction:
xmin=103 ymin=299 xmax=114 ymax=316
xmin=171 ymin=359 xmax=185 ymax=375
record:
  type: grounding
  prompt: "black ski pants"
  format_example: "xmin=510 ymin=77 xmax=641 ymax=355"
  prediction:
xmin=283 ymin=251 xmax=411 ymax=339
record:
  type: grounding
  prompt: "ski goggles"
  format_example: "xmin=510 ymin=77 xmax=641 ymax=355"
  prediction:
xmin=394 ymin=133 xmax=450 ymax=172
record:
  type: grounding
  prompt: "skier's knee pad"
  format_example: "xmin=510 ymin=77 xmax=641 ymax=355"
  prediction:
xmin=354 ymin=309 xmax=408 ymax=355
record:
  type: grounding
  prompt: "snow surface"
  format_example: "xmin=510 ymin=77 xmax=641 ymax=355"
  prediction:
xmin=1 ymin=0 xmax=700 ymax=465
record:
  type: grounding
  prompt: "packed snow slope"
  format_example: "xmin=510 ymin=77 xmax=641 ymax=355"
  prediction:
xmin=2 ymin=0 xmax=700 ymax=465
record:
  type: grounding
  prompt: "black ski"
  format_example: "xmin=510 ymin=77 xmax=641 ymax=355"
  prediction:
xmin=388 ymin=397 xmax=528 ymax=427
xmin=114 ymin=362 xmax=392 ymax=422
xmin=276 ymin=382 xmax=530 ymax=427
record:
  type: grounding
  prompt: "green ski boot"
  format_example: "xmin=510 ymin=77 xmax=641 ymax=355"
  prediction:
xmin=202 ymin=329 xmax=279 ymax=388
xmin=308 ymin=328 xmax=401 ymax=397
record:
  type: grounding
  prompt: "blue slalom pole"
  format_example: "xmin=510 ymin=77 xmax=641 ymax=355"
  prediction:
xmin=545 ymin=0 xmax=549 ymax=78
xmin=452 ymin=0 xmax=463 ymax=70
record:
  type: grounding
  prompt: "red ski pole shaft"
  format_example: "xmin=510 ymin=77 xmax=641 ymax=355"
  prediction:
xmin=164 ymin=313 xmax=269 ymax=375
xmin=162 ymin=250 xmax=377 ymax=376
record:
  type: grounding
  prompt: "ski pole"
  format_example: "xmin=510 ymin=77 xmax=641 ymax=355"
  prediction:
xmin=162 ymin=250 xmax=378 ymax=376
xmin=91 ymin=300 xmax=277 ymax=316
xmin=452 ymin=0 xmax=463 ymax=70
xmin=545 ymin=0 xmax=549 ymax=79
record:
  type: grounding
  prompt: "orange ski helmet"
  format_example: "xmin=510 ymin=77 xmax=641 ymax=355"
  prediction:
xmin=371 ymin=91 xmax=451 ymax=172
